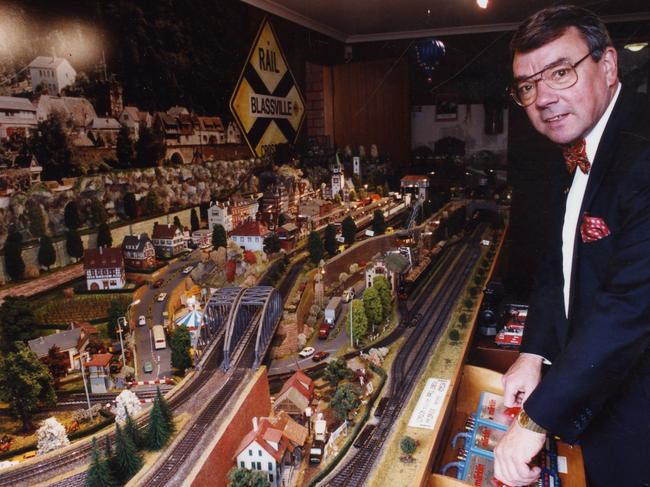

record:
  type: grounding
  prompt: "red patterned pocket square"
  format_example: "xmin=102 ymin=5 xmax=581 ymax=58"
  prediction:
xmin=580 ymin=213 xmax=610 ymax=243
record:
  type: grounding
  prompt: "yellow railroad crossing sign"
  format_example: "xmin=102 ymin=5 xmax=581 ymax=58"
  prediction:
xmin=230 ymin=18 xmax=305 ymax=157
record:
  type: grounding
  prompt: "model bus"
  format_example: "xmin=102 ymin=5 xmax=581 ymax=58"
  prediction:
xmin=152 ymin=325 xmax=167 ymax=350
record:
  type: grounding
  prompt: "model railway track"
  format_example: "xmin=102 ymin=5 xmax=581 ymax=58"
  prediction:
xmin=324 ymin=223 xmax=485 ymax=486
xmin=141 ymin=368 xmax=247 ymax=487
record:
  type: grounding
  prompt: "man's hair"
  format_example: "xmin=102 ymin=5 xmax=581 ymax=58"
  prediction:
xmin=510 ymin=5 xmax=613 ymax=61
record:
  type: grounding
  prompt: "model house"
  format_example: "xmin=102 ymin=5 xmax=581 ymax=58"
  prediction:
xmin=226 ymin=121 xmax=242 ymax=144
xmin=83 ymin=353 xmax=114 ymax=393
xmin=28 ymin=328 xmax=90 ymax=372
xmin=234 ymin=414 xmax=306 ymax=487
xmin=197 ymin=116 xmax=226 ymax=144
xmin=152 ymin=223 xmax=187 ymax=258
xmin=230 ymin=220 xmax=270 ymax=252
xmin=88 ymin=117 xmax=122 ymax=147
xmin=83 ymin=247 xmax=126 ymax=290
xmin=0 ymin=96 xmax=38 ymax=142
xmin=208 ymin=195 xmax=260 ymax=233
xmin=121 ymin=233 xmax=156 ymax=269
xmin=28 ymin=56 xmax=77 ymax=95
xmin=273 ymin=370 xmax=314 ymax=417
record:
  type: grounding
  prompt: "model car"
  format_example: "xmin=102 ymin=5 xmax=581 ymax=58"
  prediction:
xmin=157 ymin=292 xmax=167 ymax=302
xmin=138 ymin=315 xmax=146 ymax=326
xmin=298 ymin=347 xmax=315 ymax=358
xmin=152 ymin=278 xmax=164 ymax=288
xmin=182 ymin=265 xmax=194 ymax=274
xmin=342 ymin=287 xmax=355 ymax=303
xmin=312 ymin=351 xmax=330 ymax=362
xmin=143 ymin=361 xmax=153 ymax=373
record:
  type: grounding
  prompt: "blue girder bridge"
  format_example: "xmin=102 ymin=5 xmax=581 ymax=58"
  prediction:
xmin=203 ymin=286 xmax=283 ymax=370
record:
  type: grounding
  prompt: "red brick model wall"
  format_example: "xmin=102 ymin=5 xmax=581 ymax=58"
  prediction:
xmin=191 ymin=370 xmax=272 ymax=487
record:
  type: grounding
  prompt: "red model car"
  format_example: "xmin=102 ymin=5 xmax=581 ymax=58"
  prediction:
xmin=312 ymin=351 xmax=330 ymax=362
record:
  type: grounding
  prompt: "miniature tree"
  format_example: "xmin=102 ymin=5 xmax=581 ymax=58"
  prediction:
xmin=173 ymin=216 xmax=182 ymax=229
xmin=86 ymin=437 xmax=118 ymax=487
xmin=227 ymin=467 xmax=271 ymax=487
xmin=97 ymin=223 xmax=113 ymax=248
xmin=0 ymin=296 xmax=39 ymax=353
xmin=106 ymin=299 xmax=126 ymax=339
xmin=114 ymin=390 xmax=143 ymax=424
xmin=29 ymin=113 xmax=73 ymax=180
xmin=113 ymin=423 xmax=142 ymax=483
xmin=372 ymin=209 xmax=386 ymax=235
xmin=38 ymin=235 xmax=56 ymax=270
xmin=400 ymin=436 xmax=417 ymax=458
xmin=458 ymin=314 xmax=469 ymax=328
xmin=448 ymin=328 xmax=460 ymax=344
xmin=347 ymin=299 xmax=368 ymax=345
xmin=4 ymin=228 xmax=25 ymax=281
xmin=463 ymin=298 xmax=474 ymax=309
xmin=134 ymin=125 xmax=164 ymax=168
xmin=0 ymin=343 xmax=56 ymax=431
xmin=330 ymin=384 xmax=360 ymax=421
xmin=64 ymin=201 xmax=81 ymax=230
xmin=156 ymin=387 xmax=174 ymax=434
xmin=262 ymin=234 xmax=280 ymax=254
xmin=324 ymin=224 xmax=338 ymax=257
xmin=323 ymin=358 xmax=352 ymax=387
xmin=42 ymin=345 xmax=68 ymax=385
xmin=36 ymin=417 xmax=70 ymax=455
xmin=123 ymin=192 xmax=137 ymax=220
xmin=144 ymin=190 xmax=163 ymax=216
xmin=372 ymin=276 xmax=392 ymax=318
xmin=308 ymin=231 xmax=324 ymax=265
xmin=363 ymin=286 xmax=383 ymax=332
xmin=146 ymin=396 xmax=170 ymax=450
xmin=124 ymin=411 xmax=144 ymax=449
xmin=116 ymin=125 xmax=134 ymax=168
xmin=342 ymin=216 xmax=357 ymax=245
xmin=171 ymin=326 xmax=192 ymax=373
xmin=190 ymin=208 xmax=200 ymax=232
xmin=104 ymin=435 xmax=113 ymax=463
xmin=349 ymin=189 xmax=357 ymax=201
xmin=212 ymin=224 xmax=228 ymax=249
xmin=65 ymin=229 xmax=84 ymax=262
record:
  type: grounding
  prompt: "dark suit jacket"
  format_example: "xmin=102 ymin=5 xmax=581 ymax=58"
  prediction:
xmin=521 ymin=86 xmax=650 ymax=444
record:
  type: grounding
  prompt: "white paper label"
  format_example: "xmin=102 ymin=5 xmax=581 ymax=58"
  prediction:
xmin=557 ymin=455 xmax=568 ymax=474
xmin=408 ymin=378 xmax=450 ymax=429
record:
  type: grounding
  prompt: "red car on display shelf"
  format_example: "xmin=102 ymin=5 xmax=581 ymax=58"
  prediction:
xmin=494 ymin=305 xmax=528 ymax=348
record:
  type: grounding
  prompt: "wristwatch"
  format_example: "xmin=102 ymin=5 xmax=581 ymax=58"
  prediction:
xmin=517 ymin=409 xmax=547 ymax=434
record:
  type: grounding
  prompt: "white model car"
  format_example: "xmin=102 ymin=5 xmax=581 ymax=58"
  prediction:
xmin=298 ymin=347 xmax=315 ymax=358
xmin=182 ymin=265 xmax=194 ymax=274
xmin=157 ymin=292 xmax=167 ymax=302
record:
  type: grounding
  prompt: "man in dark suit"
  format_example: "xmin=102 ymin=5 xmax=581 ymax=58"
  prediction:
xmin=494 ymin=6 xmax=650 ymax=486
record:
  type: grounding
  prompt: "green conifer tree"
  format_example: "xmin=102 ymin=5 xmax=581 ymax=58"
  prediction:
xmin=146 ymin=396 xmax=170 ymax=450
xmin=113 ymin=423 xmax=142 ymax=483
xmin=85 ymin=437 xmax=117 ymax=487
xmin=190 ymin=208 xmax=199 ymax=232
xmin=307 ymin=231 xmax=324 ymax=264
xmin=124 ymin=411 xmax=143 ymax=449
xmin=211 ymin=224 xmax=227 ymax=249
xmin=156 ymin=387 xmax=174 ymax=434
xmin=97 ymin=223 xmax=113 ymax=248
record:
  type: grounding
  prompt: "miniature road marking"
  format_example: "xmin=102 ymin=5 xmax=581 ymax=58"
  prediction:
xmin=408 ymin=378 xmax=450 ymax=429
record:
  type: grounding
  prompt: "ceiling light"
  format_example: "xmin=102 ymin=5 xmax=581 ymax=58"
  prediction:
xmin=624 ymin=42 xmax=648 ymax=52
xmin=477 ymin=0 xmax=489 ymax=9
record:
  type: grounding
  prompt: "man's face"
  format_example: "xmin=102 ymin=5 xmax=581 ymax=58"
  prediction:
xmin=512 ymin=27 xmax=618 ymax=145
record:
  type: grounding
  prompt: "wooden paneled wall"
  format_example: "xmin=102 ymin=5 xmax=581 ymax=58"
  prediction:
xmin=330 ymin=58 xmax=410 ymax=164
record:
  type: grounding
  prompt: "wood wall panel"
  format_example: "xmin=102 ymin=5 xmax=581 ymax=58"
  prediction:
xmin=332 ymin=58 xmax=409 ymax=164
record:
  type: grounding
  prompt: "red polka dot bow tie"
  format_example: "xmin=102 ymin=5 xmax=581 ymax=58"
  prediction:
xmin=562 ymin=139 xmax=591 ymax=175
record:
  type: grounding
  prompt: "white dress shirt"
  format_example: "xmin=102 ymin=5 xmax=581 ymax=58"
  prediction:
xmin=562 ymin=83 xmax=621 ymax=317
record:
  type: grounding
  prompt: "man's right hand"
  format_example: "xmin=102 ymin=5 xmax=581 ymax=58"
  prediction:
xmin=502 ymin=353 xmax=543 ymax=408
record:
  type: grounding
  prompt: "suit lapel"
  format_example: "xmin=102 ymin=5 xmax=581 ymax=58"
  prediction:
xmin=567 ymin=87 xmax=630 ymax=319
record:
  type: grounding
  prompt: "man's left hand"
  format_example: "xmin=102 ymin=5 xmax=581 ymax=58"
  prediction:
xmin=494 ymin=421 xmax=546 ymax=486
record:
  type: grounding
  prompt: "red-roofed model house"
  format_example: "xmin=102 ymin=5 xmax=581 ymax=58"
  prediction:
xmin=273 ymin=370 xmax=314 ymax=417
xmin=83 ymin=247 xmax=126 ymax=290
xmin=84 ymin=353 xmax=113 ymax=393
xmin=230 ymin=220 xmax=270 ymax=252
xmin=234 ymin=415 xmax=306 ymax=487
xmin=152 ymin=223 xmax=187 ymax=258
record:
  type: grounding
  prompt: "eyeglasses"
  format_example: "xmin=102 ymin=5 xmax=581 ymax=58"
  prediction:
xmin=510 ymin=51 xmax=594 ymax=107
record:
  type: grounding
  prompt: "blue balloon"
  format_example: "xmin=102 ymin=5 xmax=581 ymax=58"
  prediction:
xmin=413 ymin=39 xmax=446 ymax=81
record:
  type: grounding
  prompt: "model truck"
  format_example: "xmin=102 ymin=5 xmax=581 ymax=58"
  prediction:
xmin=324 ymin=296 xmax=342 ymax=328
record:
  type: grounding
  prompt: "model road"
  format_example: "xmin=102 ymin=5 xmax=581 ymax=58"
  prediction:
xmin=322 ymin=222 xmax=486 ymax=487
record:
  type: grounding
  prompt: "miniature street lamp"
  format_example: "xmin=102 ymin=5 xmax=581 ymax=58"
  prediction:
xmin=76 ymin=354 xmax=93 ymax=418
xmin=117 ymin=317 xmax=128 ymax=369
xmin=125 ymin=299 xmax=141 ymax=331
